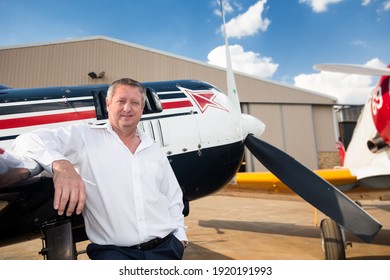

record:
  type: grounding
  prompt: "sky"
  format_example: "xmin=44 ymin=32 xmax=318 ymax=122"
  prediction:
xmin=1 ymin=0 xmax=389 ymax=105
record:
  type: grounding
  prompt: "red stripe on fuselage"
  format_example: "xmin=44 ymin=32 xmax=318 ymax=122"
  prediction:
xmin=0 ymin=110 xmax=96 ymax=129
xmin=161 ymin=100 xmax=193 ymax=110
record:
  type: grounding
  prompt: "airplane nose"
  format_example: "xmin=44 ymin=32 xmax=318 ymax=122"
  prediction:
xmin=240 ymin=113 xmax=265 ymax=139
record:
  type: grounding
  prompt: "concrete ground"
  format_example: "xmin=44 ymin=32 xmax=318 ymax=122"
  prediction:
xmin=0 ymin=189 xmax=389 ymax=260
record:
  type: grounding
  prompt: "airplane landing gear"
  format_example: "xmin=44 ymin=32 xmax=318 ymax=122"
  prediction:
xmin=39 ymin=219 xmax=77 ymax=260
xmin=320 ymin=218 xmax=347 ymax=260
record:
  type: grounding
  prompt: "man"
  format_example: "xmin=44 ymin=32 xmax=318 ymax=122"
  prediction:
xmin=12 ymin=78 xmax=188 ymax=260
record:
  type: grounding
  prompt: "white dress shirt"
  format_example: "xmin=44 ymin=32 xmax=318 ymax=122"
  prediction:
xmin=12 ymin=123 xmax=188 ymax=246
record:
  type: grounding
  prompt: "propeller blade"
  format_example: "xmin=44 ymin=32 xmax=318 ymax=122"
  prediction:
xmin=244 ymin=134 xmax=382 ymax=243
xmin=314 ymin=63 xmax=390 ymax=76
xmin=220 ymin=0 xmax=241 ymax=114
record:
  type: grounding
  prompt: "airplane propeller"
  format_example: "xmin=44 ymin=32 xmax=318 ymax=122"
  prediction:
xmin=244 ymin=134 xmax=382 ymax=243
xmin=314 ymin=63 xmax=390 ymax=76
xmin=219 ymin=0 xmax=382 ymax=243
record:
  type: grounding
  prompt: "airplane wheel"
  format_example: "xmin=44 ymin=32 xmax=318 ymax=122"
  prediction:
xmin=320 ymin=218 xmax=346 ymax=260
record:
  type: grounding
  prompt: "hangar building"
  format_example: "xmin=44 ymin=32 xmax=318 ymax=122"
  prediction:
xmin=0 ymin=36 xmax=339 ymax=171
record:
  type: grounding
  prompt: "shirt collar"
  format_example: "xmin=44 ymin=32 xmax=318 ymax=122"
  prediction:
xmin=90 ymin=122 xmax=154 ymax=150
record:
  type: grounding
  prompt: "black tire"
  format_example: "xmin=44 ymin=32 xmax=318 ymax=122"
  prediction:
xmin=320 ymin=218 xmax=346 ymax=260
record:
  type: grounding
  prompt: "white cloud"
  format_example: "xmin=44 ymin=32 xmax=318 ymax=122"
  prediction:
xmin=362 ymin=0 xmax=371 ymax=6
xmin=384 ymin=0 xmax=390 ymax=10
xmin=293 ymin=58 xmax=386 ymax=105
xmin=299 ymin=0 xmax=343 ymax=13
xmin=213 ymin=0 xmax=244 ymax=16
xmin=213 ymin=0 xmax=234 ymax=16
xmin=351 ymin=40 xmax=368 ymax=47
xmin=221 ymin=0 xmax=270 ymax=39
xmin=207 ymin=44 xmax=278 ymax=79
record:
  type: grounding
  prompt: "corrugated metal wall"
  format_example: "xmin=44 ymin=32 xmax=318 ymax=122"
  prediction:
xmin=243 ymin=103 xmax=322 ymax=171
xmin=313 ymin=105 xmax=337 ymax=151
xmin=282 ymin=105 xmax=317 ymax=168
xmin=235 ymin=75 xmax=334 ymax=105
xmin=0 ymin=39 xmax=218 ymax=87
xmin=0 ymin=36 xmax=338 ymax=171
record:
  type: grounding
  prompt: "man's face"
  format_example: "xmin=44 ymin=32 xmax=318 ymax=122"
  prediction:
xmin=106 ymin=85 xmax=144 ymax=134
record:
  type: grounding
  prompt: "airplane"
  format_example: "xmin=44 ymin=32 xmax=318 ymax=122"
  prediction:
xmin=0 ymin=3 xmax=383 ymax=260
xmin=233 ymin=63 xmax=390 ymax=259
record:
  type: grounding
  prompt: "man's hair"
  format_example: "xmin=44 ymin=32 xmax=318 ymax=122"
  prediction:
xmin=106 ymin=78 xmax=146 ymax=105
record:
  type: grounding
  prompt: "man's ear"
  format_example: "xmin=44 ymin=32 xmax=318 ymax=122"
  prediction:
xmin=105 ymin=98 xmax=110 ymax=113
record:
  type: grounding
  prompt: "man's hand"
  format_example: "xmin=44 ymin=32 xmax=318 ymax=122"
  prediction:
xmin=52 ymin=160 xmax=86 ymax=216
xmin=0 ymin=168 xmax=30 ymax=188
xmin=180 ymin=241 xmax=188 ymax=249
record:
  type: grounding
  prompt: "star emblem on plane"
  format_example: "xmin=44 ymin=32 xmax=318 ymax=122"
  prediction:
xmin=177 ymin=86 xmax=229 ymax=113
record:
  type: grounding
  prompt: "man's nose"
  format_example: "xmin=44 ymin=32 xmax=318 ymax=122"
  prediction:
xmin=123 ymin=102 xmax=132 ymax=112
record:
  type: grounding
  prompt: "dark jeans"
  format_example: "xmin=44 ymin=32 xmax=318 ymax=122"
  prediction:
xmin=86 ymin=234 xmax=184 ymax=260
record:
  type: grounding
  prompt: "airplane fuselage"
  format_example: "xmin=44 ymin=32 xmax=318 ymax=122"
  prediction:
xmin=1 ymin=80 xmax=245 ymax=200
